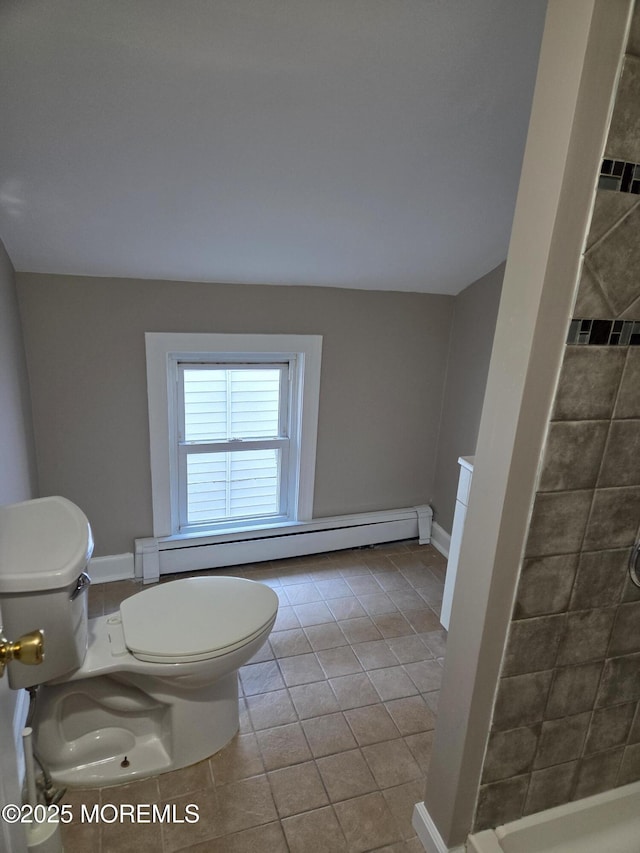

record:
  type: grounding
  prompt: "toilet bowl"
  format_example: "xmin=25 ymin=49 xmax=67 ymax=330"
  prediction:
xmin=0 ymin=497 xmax=278 ymax=787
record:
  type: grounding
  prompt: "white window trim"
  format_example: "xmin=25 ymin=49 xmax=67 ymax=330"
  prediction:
xmin=145 ymin=332 xmax=322 ymax=538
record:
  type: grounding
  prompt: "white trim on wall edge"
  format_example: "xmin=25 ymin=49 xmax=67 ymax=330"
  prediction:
xmin=412 ymin=802 xmax=465 ymax=853
xmin=13 ymin=689 xmax=29 ymax=786
xmin=430 ymin=521 xmax=451 ymax=559
xmin=135 ymin=506 xmax=432 ymax=583
xmin=88 ymin=553 xmax=135 ymax=584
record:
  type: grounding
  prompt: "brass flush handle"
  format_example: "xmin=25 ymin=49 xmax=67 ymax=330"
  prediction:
xmin=0 ymin=629 xmax=45 ymax=679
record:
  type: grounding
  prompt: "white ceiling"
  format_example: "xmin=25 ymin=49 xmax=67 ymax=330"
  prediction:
xmin=0 ymin=1 xmax=547 ymax=295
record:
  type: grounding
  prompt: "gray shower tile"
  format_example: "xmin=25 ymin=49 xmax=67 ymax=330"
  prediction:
xmin=584 ymin=486 xmax=640 ymax=550
xmin=620 ymin=293 xmax=640 ymax=318
xmin=573 ymin=748 xmax=624 ymax=800
xmin=586 ymin=202 xmax=640 ymax=314
xmin=596 ymin=653 xmax=640 ymax=707
xmin=525 ymin=491 xmax=593 ymax=557
xmin=545 ymin=662 xmax=604 ymax=719
xmin=523 ymin=762 xmax=577 ymax=816
xmin=503 ymin=615 xmax=566 ymax=677
xmin=605 ymin=55 xmax=640 ymax=163
xmin=474 ymin=776 xmax=529 ymax=833
xmin=618 ymin=743 xmax=640 ymax=785
xmin=573 ymin=263 xmax=615 ymax=318
xmin=515 ymin=554 xmax=578 ymax=618
xmin=598 ymin=420 xmax=640 ymax=487
xmin=627 ymin=8 xmax=640 ymax=57
xmin=533 ymin=713 xmax=590 ymax=769
xmin=608 ymin=601 xmax=640 ymax=656
xmin=556 ymin=608 xmax=616 ymax=666
xmin=570 ymin=548 xmax=629 ymax=610
xmin=629 ymin=704 xmax=640 ymax=743
xmin=481 ymin=725 xmax=540 ymax=783
xmin=539 ymin=421 xmax=609 ymax=491
xmin=615 ymin=348 xmax=640 ymax=418
xmin=585 ymin=702 xmax=637 ymax=755
xmin=623 ymin=572 xmax=640 ymax=603
xmin=492 ymin=671 xmax=554 ymax=731
xmin=553 ymin=347 xmax=626 ymax=421
xmin=585 ymin=189 xmax=640 ymax=250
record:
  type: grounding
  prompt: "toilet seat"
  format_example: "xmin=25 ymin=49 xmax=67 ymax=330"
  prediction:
xmin=119 ymin=576 xmax=278 ymax=664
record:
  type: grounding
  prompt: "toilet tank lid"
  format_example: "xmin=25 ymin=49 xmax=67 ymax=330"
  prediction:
xmin=120 ymin=576 xmax=278 ymax=660
xmin=0 ymin=497 xmax=94 ymax=592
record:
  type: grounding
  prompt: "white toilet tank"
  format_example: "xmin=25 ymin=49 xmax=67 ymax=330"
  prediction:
xmin=0 ymin=496 xmax=94 ymax=689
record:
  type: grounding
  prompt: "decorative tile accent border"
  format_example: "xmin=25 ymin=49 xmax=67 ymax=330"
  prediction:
xmin=568 ymin=318 xmax=640 ymax=345
xmin=599 ymin=158 xmax=640 ymax=193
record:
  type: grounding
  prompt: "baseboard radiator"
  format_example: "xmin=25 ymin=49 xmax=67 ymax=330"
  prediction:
xmin=135 ymin=505 xmax=433 ymax=583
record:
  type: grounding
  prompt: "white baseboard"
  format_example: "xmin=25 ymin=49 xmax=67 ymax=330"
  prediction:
xmin=135 ymin=506 xmax=432 ymax=583
xmin=88 ymin=553 xmax=135 ymax=583
xmin=412 ymin=802 xmax=466 ymax=853
xmin=430 ymin=521 xmax=451 ymax=559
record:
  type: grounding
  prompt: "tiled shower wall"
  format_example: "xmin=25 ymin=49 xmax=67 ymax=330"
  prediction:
xmin=474 ymin=5 xmax=640 ymax=831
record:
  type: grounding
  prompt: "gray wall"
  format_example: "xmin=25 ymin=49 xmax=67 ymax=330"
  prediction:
xmin=16 ymin=274 xmax=454 ymax=556
xmin=0 ymin=240 xmax=37 ymax=505
xmin=431 ymin=264 xmax=504 ymax=534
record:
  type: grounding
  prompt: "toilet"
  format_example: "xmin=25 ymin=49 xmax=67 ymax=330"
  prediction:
xmin=0 ymin=496 xmax=278 ymax=787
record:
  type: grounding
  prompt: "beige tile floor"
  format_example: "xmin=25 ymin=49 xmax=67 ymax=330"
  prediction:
xmin=60 ymin=541 xmax=447 ymax=853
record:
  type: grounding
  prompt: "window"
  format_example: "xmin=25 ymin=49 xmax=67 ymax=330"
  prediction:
xmin=178 ymin=362 xmax=290 ymax=530
xmin=145 ymin=333 xmax=322 ymax=539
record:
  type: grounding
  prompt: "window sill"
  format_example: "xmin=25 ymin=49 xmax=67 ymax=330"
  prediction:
xmin=157 ymin=520 xmax=307 ymax=550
